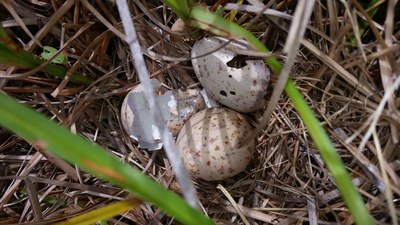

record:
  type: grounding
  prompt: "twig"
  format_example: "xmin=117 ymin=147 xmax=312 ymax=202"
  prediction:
xmin=115 ymin=0 xmax=199 ymax=209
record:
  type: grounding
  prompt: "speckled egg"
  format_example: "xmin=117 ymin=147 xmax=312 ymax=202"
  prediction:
xmin=176 ymin=108 xmax=255 ymax=181
xmin=191 ymin=37 xmax=270 ymax=113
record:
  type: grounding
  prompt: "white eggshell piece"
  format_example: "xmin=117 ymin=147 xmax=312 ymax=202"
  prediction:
xmin=176 ymin=108 xmax=255 ymax=181
xmin=121 ymin=81 xmax=204 ymax=150
xmin=161 ymin=89 xmax=205 ymax=136
xmin=120 ymin=80 xmax=163 ymax=150
xmin=191 ymin=37 xmax=270 ymax=113
xmin=121 ymin=79 xmax=162 ymax=137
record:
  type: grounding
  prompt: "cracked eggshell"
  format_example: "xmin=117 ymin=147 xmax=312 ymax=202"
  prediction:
xmin=176 ymin=108 xmax=255 ymax=181
xmin=162 ymin=88 xmax=205 ymax=136
xmin=120 ymin=80 xmax=163 ymax=150
xmin=191 ymin=37 xmax=270 ymax=113
xmin=121 ymin=80 xmax=204 ymax=150
xmin=121 ymin=79 xmax=162 ymax=137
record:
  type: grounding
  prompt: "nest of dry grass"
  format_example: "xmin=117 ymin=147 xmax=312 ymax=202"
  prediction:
xmin=0 ymin=0 xmax=399 ymax=224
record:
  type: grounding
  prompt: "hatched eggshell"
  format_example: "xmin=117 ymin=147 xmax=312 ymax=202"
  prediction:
xmin=120 ymin=80 xmax=163 ymax=150
xmin=162 ymin=89 xmax=205 ymax=136
xmin=121 ymin=79 xmax=162 ymax=137
xmin=121 ymin=81 xmax=204 ymax=150
xmin=176 ymin=108 xmax=255 ymax=181
xmin=191 ymin=37 xmax=270 ymax=113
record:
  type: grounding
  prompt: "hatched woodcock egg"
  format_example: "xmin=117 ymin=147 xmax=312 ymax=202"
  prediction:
xmin=176 ymin=107 xmax=255 ymax=181
xmin=191 ymin=37 xmax=270 ymax=113
xmin=121 ymin=80 xmax=204 ymax=150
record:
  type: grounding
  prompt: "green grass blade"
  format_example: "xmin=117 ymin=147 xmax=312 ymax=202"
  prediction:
xmin=41 ymin=62 xmax=91 ymax=85
xmin=0 ymin=93 xmax=215 ymax=225
xmin=0 ymin=43 xmax=39 ymax=67
xmin=349 ymin=0 xmax=381 ymax=46
xmin=188 ymin=6 xmax=282 ymax=74
xmin=285 ymin=80 xmax=373 ymax=224
xmin=55 ymin=199 xmax=142 ymax=225
xmin=171 ymin=5 xmax=373 ymax=225
xmin=162 ymin=0 xmax=191 ymax=21
xmin=0 ymin=24 xmax=91 ymax=85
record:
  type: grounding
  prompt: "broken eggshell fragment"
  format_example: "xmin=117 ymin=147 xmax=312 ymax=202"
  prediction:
xmin=121 ymin=80 xmax=204 ymax=150
xmin=161 ymin=88 xmax=205 ymax=136
xmin=176 ymin=107 xmax=255 ymax=181
xmin=191 ymin=37 xmax=270 ymax=113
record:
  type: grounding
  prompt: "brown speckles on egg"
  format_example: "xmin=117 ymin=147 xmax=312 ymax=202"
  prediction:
xmin=209 ymin=137 xmax=217 ymax=143
xmin=191 ymin=37 xmax=270 ymax=113
xmin=176 ymin=108 xmax=255 ymax=181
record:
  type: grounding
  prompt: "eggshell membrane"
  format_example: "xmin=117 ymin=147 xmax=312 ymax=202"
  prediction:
xmin=121 ymin=88 xmax=205 ymax=137
xmin=164 ymin=89 xmax=205 ymax=136
xmin=176 ymin=108 xmax=255 ymax=181
xmin=191 ymin=37 xmax=270 ymax=113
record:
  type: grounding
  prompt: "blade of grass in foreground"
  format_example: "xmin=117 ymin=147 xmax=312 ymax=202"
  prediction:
xmin=164 ymin=0 xmax=190 ymax=21
xmin=55 ymin=199 xmax=142 ymax=225
xmin=285 ymin=80 xmax=373 ymax=224
xmin=0 ymin=93 xmax=215 ymax=225
xmin=162 ymin=2 xmax=374 ymax=224
xmin=116 ymin=0 xmax=200 ymax=209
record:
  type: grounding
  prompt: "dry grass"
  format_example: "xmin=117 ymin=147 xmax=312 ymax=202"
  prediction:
xmin=0 ymin=0 xmax=399 ymax=224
